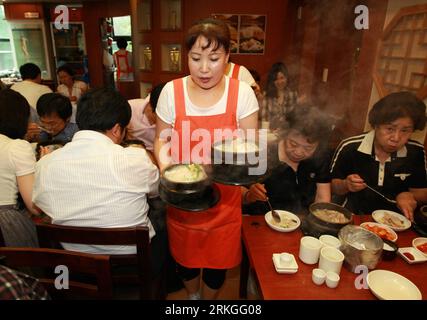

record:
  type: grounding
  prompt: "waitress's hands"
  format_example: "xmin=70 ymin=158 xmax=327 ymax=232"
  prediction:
xmin=246 ymin=183 xmax=268 ymax=203
xmin=345 ymin=174 xmax=366 ymax=192
xmin=396 ymin=191 xmax=417 ymax=221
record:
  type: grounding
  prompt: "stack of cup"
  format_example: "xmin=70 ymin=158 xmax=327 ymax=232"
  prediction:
xmin=304 ymin=234 xmax=344 ymax=288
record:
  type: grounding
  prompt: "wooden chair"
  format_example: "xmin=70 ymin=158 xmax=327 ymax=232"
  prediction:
xmin=35 ymin=224 xmax=162 ymax=300
xmin=0 ymin=247 xmax=113 ymax=299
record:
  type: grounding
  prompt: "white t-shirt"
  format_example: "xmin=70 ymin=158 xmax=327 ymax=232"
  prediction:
xmin=226 ymin=62 xmax=256 ymax=87
xmin=57 ymin=80 xmax=88 ymax=123
xmin=0 ymin=134 xmax=36 ymax=205
xmin=11 ymin=80 xmax=52 ymax=122
xmin=156 ymin=76 xmax=259 ymax=126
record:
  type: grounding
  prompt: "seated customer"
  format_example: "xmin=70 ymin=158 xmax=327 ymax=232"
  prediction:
xmin=33 ymin=88 xmax=161 ymax=257
xmin=330 ymin=91 xmax=427 ymax=220
xmin=36 ymin=93 xmax=78 ymax=144
xmin=126 ymin=83 xmax=165 ymax=152
xmin=0 ymin=89 xmax=40 ymax=247
xmin=243 ymin=105 xmax=334 ymax=215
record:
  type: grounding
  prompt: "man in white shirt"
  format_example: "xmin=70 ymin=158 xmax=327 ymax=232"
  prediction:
xmin=11 ymin=63 xmax=52 ymax=123
xmin=33 ymin=88 xmax=161 ymax=256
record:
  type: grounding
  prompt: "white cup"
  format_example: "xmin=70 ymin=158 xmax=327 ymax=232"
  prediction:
xmin=299 ymin=236 xmax=322 ymax=264
xmin=280 ymin=253 xmax=293 ymax=268
xmin=326 ymin=271 xmax=340 ymax=288
xmin=319 ymin=235 xmax=342 ymax=250
xmin=312 ymin=268 xmax=326 ymax=286
xmin=318 ymin=246 xmax=345 ymax=275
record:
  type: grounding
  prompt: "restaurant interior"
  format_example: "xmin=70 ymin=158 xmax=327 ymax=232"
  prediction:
xmin=0 ymin=0 xmax=426 ymax=301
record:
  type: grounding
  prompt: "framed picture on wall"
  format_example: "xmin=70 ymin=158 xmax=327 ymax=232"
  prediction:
xmin=211 ymin=14 xmax=266 ymax=55
xmin=238 ymin=15 xmax=266 ymax=54
xmin=212 ymin=14 xmax=239 ymax=53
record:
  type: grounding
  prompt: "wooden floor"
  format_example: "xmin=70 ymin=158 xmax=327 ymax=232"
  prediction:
xmin=166 ymin=265 xmax=243 ymax=300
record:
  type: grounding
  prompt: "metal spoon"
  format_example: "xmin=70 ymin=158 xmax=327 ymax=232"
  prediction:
xmin=266 ymin=198 xmax=281 ymax=223
xmin=364 ymin=183 xmax=397 ymax=204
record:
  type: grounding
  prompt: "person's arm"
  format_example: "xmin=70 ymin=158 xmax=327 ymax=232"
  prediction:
xmin=410 ymin=187 xmax=427 ymax=203
xmin=242 ymin=183 xmax=268 ymax=204
xmin=396 ymin=191 xmax=418 ymax=221
xmin=331 ymin=174 xmax=366 ymax=195
xmin=154 ymin=117 xmax=172 ymax=173
xmin=239 ymin=110 xmax=258 ymax=131
xmin=16 ymin=173 xmax=41 ymax=215
xmin=315 ymin=183 xmax=331 ymax=203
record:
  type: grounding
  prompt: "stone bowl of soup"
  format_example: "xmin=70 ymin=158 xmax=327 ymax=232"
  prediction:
xmin=210 ymin=137 xmax=267 ymax=185
xmin=161 ymin=163 xmax=211 ymax=195
xmin=304 ymin=202 xmax=354 ymax=237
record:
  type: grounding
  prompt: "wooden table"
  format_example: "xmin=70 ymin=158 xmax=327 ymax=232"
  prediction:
xmin=240 ymin=215 xmax=427 ymax=300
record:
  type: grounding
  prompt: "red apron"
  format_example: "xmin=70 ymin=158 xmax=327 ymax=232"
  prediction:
xmin=167 ymin=77 xmax=242 ymax=269
xmin=114 ymin=51 xmax=133 ymax=81
xmin=231 ymin=63 xmax=240 ymax=79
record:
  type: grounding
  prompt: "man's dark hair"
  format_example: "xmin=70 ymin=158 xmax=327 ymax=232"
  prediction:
xmin=0 ymin=89 xmax=30 ymax=139
xmin=37 ymin=93 xmax=72 ymax=120
xmin=116 ymin=38 xmax=128 ymax=50
xmin=76 ymin=88 xmax=131 ymax=132
xmin=19 ymin=63 xmax=42 ymax=80
xmin=57 ymin=64 xmax=75 ymax=77
xmin=149 ymin=83 xmax=166 ymax=112
xmin=369 ymin=91 xmax=426 ymax=130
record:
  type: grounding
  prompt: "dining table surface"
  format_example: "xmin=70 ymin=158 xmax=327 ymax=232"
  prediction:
xmin=239 ymin=214 xmax=427 ymax=300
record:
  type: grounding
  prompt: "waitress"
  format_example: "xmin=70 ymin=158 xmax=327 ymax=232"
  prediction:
xmin=154 ymin=18 xmax=259 ymax=300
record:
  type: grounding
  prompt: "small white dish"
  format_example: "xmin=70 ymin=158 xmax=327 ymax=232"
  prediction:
xmin=312 ymin=268 xmax=326 ymax=285
xmin=412 ymin=237 xmax=427 ymax=258
xmin=372 ymin=210 xmax=411 ymax=231
xmin=360 ymin=222 xmax=398 ymax=242
xmin=398 ymin=247 xmax=427 ymax=264
xmin=265 ymin=210 xmax=301 ymax=233
xmin=272 ymin=252 xmax=298 ymax=274
xmin=367 ymin=270 xmax=422 ymax=300
xmin=325 ymin=271 xmax=340 ymax=288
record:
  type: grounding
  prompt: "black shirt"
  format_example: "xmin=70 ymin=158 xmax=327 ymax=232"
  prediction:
xmin=243 ymin=144 xmax=332 ymax=215
xmin=330 ymin=131 xmax=427 ymax=214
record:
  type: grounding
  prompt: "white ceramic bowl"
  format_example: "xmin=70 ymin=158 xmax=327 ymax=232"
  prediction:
xmin=325 ymin=271 xmax=340 ymax=288
xmin=372 ymin=210 xmax=411 ymax=231
xmin=412 ymin=237 xmax=427 ymax=258
xmin=312 ymin=268 xmax=326 ymax=286
xmin=367 ymin=270 xmax=422 ymax=300
xmin=265 ymin=210 xmax=301 ymax=233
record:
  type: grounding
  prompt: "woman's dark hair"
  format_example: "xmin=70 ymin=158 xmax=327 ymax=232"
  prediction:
xmin=0 ymin=89 xmax=30 ymax=139
xmin=76 ymin=87 xmax=131 ymax=131
xmin=278 ymin=104 xmax=334 ymax=146
xmin=37 ymin=93 xmax=72 ymax=120
xmin=266 ymin=62 xmax=290 ymax=98
xmin=57 ymin=64 xmax=75 ymax=78
xmin=116 ymin=38 xmax=128 ymax=50
xmin=186 ymin=18 xmax=230 ymax=53
xmin=19 ymin=63 xmax=41 ymax=80
xmin=368 ymin=91 xmax=426 ymax=130
xmin=149 ymin=83 xmax=166 ymax=112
